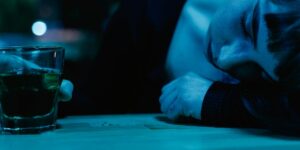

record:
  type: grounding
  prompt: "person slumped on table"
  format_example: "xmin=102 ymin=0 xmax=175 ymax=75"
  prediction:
xmin=160 ymin=0 xmax=300 ymax=134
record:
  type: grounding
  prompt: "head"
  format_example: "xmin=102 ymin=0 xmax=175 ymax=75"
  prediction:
xmin=206 ymin=0 xmax=300 ymax=93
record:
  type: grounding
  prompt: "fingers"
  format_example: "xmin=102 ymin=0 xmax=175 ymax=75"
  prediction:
xmin=0 ymin=54 xmax=41 ymax=73
xmin=160 ymin=79 xmax=182 ymax=121
xmin=20 ymin=57 xmax=41 ymax=70
xmin=58 ymin=79 xmax=74 ymax=102
xmin=160 ymin=85 xmax=175 ymax=104
xmin=161 ymin=78 xmax=178 ymax=93
xmin=160 ymin=78 xmax=179 ymax=103
xmin=166 ymin=99 xmax=182 ymax=121
xmin=160 ymin=88 xmax=177 ymax=113
xmin=160 ymin=79 xmax=178 ymax=111
xmin=161 ymin=93 xmax=182 ymax=121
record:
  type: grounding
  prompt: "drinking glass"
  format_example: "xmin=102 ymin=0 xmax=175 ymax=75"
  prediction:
xmin=0 ymin=46 xmax=64 ymax=134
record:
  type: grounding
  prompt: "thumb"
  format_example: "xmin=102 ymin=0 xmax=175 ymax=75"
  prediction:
xmin=58 ymin=79 xmax=74 ymax=102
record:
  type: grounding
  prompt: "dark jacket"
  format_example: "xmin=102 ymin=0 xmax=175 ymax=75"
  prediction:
xmin=202 ymin=81 xmax=300 ymax=135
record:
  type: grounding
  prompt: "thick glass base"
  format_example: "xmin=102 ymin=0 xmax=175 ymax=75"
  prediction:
xmin=2 ymin=124 xmax=56 ymax=134
xmin=0 ymin=108 xmax=58 ymax=134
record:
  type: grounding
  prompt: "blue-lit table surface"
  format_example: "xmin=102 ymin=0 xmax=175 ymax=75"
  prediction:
xmin=1 ymin=114 xmax=300 ymax=150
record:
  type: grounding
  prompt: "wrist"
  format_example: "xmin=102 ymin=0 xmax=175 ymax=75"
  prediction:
xmin=191 ymin=80 xmax=214 ymax=120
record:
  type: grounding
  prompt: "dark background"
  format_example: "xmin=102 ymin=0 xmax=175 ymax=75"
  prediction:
xmin=0 ymin=0 xmax=186 ymax=116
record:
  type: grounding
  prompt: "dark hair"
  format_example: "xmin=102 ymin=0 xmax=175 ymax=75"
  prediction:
xmin=265 ymin=12 xmax=300 ymax=93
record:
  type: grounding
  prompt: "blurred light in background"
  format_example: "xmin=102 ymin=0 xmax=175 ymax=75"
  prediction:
xmin=32 ymin=21 xmax=47 ymax=36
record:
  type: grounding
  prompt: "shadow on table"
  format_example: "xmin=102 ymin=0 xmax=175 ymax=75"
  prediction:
xmin=155 ymin=115 xmax=202 ymax=127
xmin=155 ymin=115 xmax=300 ymax=140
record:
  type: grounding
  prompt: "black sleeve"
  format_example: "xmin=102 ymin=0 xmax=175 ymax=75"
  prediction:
xmin=201 ymin=82 xmax=261 ymax=128
xmin=201 ymin=81 xmax=300 ymax=135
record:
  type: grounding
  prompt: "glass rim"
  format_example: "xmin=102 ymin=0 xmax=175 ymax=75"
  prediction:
xmin=0 ymin=46 xmax=64 ymax=52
